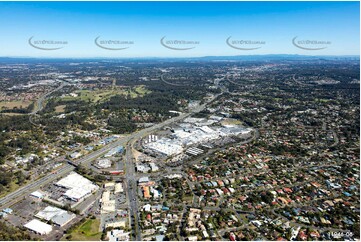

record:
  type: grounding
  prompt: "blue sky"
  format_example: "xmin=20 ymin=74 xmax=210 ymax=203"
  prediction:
xmin=0 ymin=1 xmax=359 ymax=57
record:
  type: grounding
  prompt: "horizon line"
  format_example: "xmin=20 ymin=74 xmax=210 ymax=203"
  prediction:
xmin=1 ymin=54 xmax=360 ymax=60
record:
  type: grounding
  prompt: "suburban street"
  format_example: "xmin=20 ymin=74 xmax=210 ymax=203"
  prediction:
xmin=0 ymin=90 xmax=220 ymax=212
xmin=122 ymin=92 xmax=222 ymax=240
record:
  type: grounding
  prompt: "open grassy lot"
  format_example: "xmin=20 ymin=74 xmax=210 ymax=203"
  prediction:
xmin=221 ymin=118 xmax=242 ymax=126
xmin=0 ymin=100 xmax=32 ymax=110
xmin=54 ymin=105 xmax=66 ymax=113
xmin=61 ymin=85 xmax=151 ymax=103
xmin=0 ymin=113 xmax=25 ymax=116
xmin=64 ymin=218 xmax=101 ymax=241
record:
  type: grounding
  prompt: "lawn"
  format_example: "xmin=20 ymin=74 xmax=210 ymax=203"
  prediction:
xmin=65 ymin=218 xmax=101 ymax=241
xmin=0 ymin=100 xmax=32 ymax=110
xmin=0 ymin=112 xmax=25 ymax=116
xmin=221 ymin=118 xmax=242 ymax=126
xmin=55 ymin=105 xmax=66 ymax=113
xmin=61 ymin=86 xmax=151 ymax=103
xmin=132 ymin=85 xmax=151 ymax=96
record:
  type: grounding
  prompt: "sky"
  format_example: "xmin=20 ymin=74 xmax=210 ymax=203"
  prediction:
xmin=0 ymin=1 xmax=359 ymax=58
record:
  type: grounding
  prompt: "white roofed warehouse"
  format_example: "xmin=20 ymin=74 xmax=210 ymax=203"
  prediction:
xmin=24 ymin=219 xmax=52 ymax=235
xmin=55 ymin=172 xmax=99 ymax=202
xmin=35 ymin=206 xmax=76 ymax=227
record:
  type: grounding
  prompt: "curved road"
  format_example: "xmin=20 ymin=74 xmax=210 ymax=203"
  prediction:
xmin=29 ymin=80 xmax=67 ymax=126
xmin=160 ymin=73 xmax=187 ymax=87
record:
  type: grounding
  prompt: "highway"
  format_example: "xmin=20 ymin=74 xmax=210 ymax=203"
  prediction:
xmin=0 ymin=132 xmax=129 ymax=209
xmin=0 ymin=93 xmax=218 ymax=207
xmin=0 ymin=164 xmax=74 ymax=209
xmin=0 ymin=90 xmax=221 ymax=242
xmin=29 ymin=80 xmax=67 ymax=126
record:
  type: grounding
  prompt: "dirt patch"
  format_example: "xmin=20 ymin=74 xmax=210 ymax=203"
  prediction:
xmin=55 ymin=105 xmax=66 ymax=113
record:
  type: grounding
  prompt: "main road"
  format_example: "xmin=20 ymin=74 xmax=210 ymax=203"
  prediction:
xmin=123 ymin=93 xmax=221 ymax=240
xmin=29 ymin=79 xmax=67 ymax=126
xmin=0 ymin=92 xmax=220 ymax=212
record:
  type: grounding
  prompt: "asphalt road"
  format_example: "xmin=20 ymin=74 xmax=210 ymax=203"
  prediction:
xmin=124 ymin=141 xmax=141 ymax=241
xmin=0 ymin=164 xmax=74 ymax=209
xmin=122 ymin=93 xmax=221 ymax=240
xmin=0 ymin=92 xmax=221 ymax=242
xmin=0 ymin=92 xmax=218 ymax=207
xmin=29 ymin=80 xmax=67 ymax=126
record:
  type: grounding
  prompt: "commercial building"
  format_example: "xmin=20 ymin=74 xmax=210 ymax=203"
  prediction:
xmin=70 ymin=152 xmax=82 ymax=159
xmin=138 ymin=177 xmax=150 ymax=185
xmin=107 ymin=229 xmax=130 ymax=241
xmin=24 ymin=219 xmax=52 ymax=235
xmin=104 ymin=146 xmax=124 ymax=157
xmin=101 ymin=200 xmax=116 ymax=214
xmin=30 ymin=190 xmax=44 ymax=199
xmin=149 ymin=163 xmax=159 ymax=172
xmin=105 ymin=219 xmax=127 ymax=229
xmin=35 ymin=206 xmax=76 ymax=227
xmin=96 ymin=159 xmax=112 ymax=169
xmin=101 ymin=189 xmax=117 ymax=214
xmin=114 ymin=183 xmax=124 ymax=193
xmin=145 ymin=138 xmax=183 ymax=156
xmin=136 ymin=163 xmax=151 ymax=173
xmin=144 ymin=123 xmax=252 ymax=158
xmin=55 ymin=172 xmax=99 ymax=202
xmin=104 ymin=182 xmax=115 ymax=188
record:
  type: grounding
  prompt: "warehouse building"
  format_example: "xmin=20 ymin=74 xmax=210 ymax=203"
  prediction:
xmin=35 ymin=206 xmax=76 ymax=227
xmin=30 ymin=190 xmax=44 ymax=199
xmin=96 ymin=159 xmax=112 ymax=169
xmin=104 ymin=146 xmax=124 ymax=157
xmin=55 ymin=172 xmax=99 ymax=202
xmin=145 ymin=138 xmax=183 ymax=156
xmin=24 ymin=219 xmax=52 ymax=235
xmin=114 ymin=183 xmax=124 ymax=193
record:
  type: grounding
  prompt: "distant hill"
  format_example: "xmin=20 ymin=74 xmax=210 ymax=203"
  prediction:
xmin=0 ymin=54 xmax=359 ymax=63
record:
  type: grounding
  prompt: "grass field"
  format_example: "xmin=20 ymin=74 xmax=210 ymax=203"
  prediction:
xmin=64 ymin=218 xmax=101 ymax=241
xmin=55 ymin=105 xmax=66 ymax=113
xmin=61 ymin=86 xmax=151 ymax=103
xmin=221 ymin=118 xmax=242 ymax=126
xmin=0 ymin=100 xmax=32 ymax=110
xmin=0 ymin=112 xmax=25 ymax=116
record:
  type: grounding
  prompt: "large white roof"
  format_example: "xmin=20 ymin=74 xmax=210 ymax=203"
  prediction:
xmin=24 ymin=219 xmax=52 ymax=235
xmin=56 ymin=172 xmax=98 ymax=200
xmin=64 ymin=187 xmax=92 ymax=200
xmin=30 ymin=190 xmax=44 ymax=199
xmin=35 ymin=206 xmax=76 ymax=227
xmin=56 ymin=172 xmax=96 ymax=189
xmin=114 ymin=183 xmax=123 ymax=193
xmin=36 ymin=206 xmax=63 ymax=221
